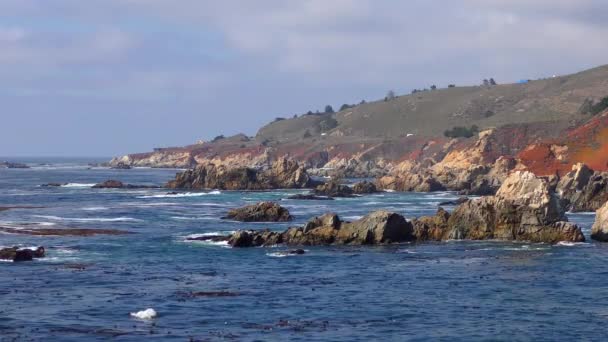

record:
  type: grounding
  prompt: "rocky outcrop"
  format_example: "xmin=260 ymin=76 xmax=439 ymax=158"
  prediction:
xmin=0 ymin=246 xmax=45 ymax=262
xmin=352 ymin=181 xmax=378 ymax=194
xmin=376 ymin=130 xmax=521 ymax=194
xmin=313 ymin=180 xmax=354 ymax=197
xmin=166 ymin=157 xmax=316 ymax=190
xmin=111 ymin=162 xmax=132 ymax=170
xmin=223 ymin=202 xmax=293 ymax=222
xmin=219 ymin=173 xmax=583 ymax=248
xmin=556 ymin=163 xmax=608 ymax=212
xmin=591 ymin=202 xmax=608 ymax=241
xmin=228 ymin=211 xmax=415 ymax=247
xmin=413 ymin=171 xmax=584 ymax=243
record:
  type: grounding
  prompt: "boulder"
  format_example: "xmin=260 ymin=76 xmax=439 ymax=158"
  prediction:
xmin=223 ymin=202 xmax=293 ymax=222
xmin=352 ymin=181 xmax=378 ymax=194
xmin=334 ymin=210 xmax=414 ymax=244
xmin=314 ymin=180 xmax=354 ymax=197
xmin=412 ymin=207 xmax=451 ymax=241
xmin=111 ymin=162 xmax=132 ymax=170
xmin=591 ymin=202 xmax=608 ymax=241
xmin=0 ymin=246 xmax=45 ymax=262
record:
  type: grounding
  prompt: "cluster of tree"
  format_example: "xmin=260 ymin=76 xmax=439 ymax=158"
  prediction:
xmin=444 ymin=125 xmax=479 ymax=138
xmin=319 ymin=117 xmax=338 ymax=132
xmin=212 ymin=135 xmax=225 ymax=142
xmin=590 ymin=96 xmax=608 ymax=115
xmin=385 ymin=90 xmax=396 ymax=101
xmin=483 ymin=78 xmax=497 ymax=86
xmin=273 ymin=117 xmax=285 ymax=122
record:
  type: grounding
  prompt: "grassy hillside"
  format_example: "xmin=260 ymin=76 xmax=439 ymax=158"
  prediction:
xmin=256 ymin=64 xmax=608 ymax=143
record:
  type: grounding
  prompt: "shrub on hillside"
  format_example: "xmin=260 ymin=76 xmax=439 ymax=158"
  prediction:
xmin=319 ymin=117 xmax=338 ymax=132
xmin=590 ymin=96 xmax=608 ymax=115
xmin=212 ymin=135 xmax=225 ymax=142
xmin=444 ymin=125 xmax=479 ymax=138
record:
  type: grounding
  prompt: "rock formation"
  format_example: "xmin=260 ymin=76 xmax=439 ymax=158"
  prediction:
xmin=418 ymin=171 xmax=584 ymax=243
xmin=227 ymin=211 xmax=415 ymax=247
xmin=223 ymin=202 xmax=293 ymax=222
xmin=556 ymin=163 xmax=608 ymax=212
xmin=0 ymin=246 xmax=45 ymax=262
xmin=166 ymin=157 xmax=316 ymax=190
xmin=591 ymin=201 xmax=608 ymax=241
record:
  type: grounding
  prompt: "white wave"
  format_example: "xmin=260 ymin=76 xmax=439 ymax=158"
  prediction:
xmin=566 ymin=211 xmax=596 ymax=215
xmin=396 ymin=249 xmax=417 ymax=254
xmin=33 ymin=215 xmax=142 ymax=222
xmin=184 ymin=232 xmax=234 ymax=239
xmin=171 ymin=216 xmax=216 ymax=221
xmin=384 ymin=189 xmax=396 ymax=193
xmin=130 ymin=308 xmax=157 ymax=320
xmin=82 ymin=207 xmax=109 ymax=211
xmin=266 ymin=250 xmax=307 ymax=258
xmin=137 ymin=190 xmax=221 ymax=199
xmin=363 ymin=201 xmax=382 ymax=205
xmin=555 ymin=241 xmax=590 ymax=247
xmin=61 ymin=183 xmax=97 ymax=188
xmin=343 ymin=215 xmax=363 ymax=221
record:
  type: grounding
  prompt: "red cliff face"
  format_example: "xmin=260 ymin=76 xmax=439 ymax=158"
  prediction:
xmin=518 ymin=110 xmax=608 ymax=176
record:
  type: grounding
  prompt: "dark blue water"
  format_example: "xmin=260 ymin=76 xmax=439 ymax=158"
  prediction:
xmin=1 ymin=159 xmax=607 ymax=341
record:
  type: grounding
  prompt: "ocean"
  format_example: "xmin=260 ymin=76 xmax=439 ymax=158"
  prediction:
xmin=0 ymin=158 xmax=605 ymax=341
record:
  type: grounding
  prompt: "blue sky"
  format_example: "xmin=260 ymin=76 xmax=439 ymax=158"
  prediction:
xmin=1 ymin=0 xmax=607 ymax=157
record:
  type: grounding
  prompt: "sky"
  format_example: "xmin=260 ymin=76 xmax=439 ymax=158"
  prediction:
xmin=1 ymin=0 xmax=607 ymax=157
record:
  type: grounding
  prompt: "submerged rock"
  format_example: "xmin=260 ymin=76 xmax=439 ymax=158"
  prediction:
xmin=92 ymin=180 xmax=159 ymax=189
xmin=591 ymin=202 xmax=608 ymax=241
xmin=285 ymin=194 xmax=334 ymax=200
xmin=166 ymin=157 xmax=317 ymax=190
xmin=0 ymin=246 xmax=45 ymax=262
xmin=0 ymin=161 xmax=30 ymax=169
xmin=223 ymin=202 xmax=293 ymax=222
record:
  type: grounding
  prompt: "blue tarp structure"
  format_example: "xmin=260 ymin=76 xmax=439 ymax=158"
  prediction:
xmin=517 ymin=79 xmax=529 ymax=84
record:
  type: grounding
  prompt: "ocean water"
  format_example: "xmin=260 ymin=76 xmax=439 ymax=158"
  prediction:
xmin=1 ymin=159 xmax=607 ymax=341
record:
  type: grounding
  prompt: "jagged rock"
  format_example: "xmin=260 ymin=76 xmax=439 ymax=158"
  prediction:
xmin=0 ymin=246 xmax=45 ymax=262
xmin=111 ymin=162 xmax=132 ymax=170
xmin=314 ymin=180 xmax=354 ymax=197
xmin=285 ymin=194 xmax=334 ymax=200
xmin=223 ymin=202 xmax=293 ymax=222
xmin=166 ymin=157 xmax=316 ymax=190
xmin=445 ymin=171 xmax=583 ymax=243
xmin=591 ymin=202 xmax=608 ymax=241
xmin=412 ymin=207 xmax=451 ymax=241
xmin=556 ymin=163 xmax=608 ymax=212
xmin=228 ymin=211 xmax=414 ymax=247
xmin=376 ymin=172 xmax=445 ymax=192
xmin=352 ymin=181 xmax=378 ymax=194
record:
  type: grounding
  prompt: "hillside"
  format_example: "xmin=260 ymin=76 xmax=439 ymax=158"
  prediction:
xmin=110 ymin=64 xmax=608 ymax=176
xmin=256 ymin=64 xmax=608 ymax=142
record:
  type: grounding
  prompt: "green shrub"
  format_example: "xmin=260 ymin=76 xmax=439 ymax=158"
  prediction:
xmin=590 ymin=96 xmax=608 ymax=115
xmin=212 ymin=135 xmax=225 ymax=142
xmin=319 ymin=117 xmax=338 ymax=132
xmin=444 ymin=125 xmax=479 ymax=138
